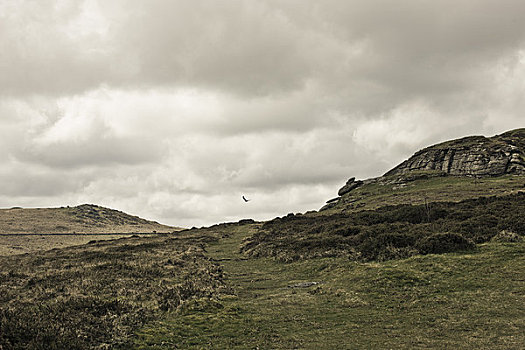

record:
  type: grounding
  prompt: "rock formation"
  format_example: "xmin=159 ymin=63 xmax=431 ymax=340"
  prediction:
xmin=385 ymin=129 xmax=525 ymax=177
xmin=321 ymin=128 xmax=525 ymax=211
xmin=320 ymin=178 xmax=364 ymax=210
xmin=337 ymin=177 xmax=364 ymax=196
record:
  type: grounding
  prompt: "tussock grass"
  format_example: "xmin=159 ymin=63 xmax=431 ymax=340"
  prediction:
xmin=0 ymin=233 xmax=224 ymax=349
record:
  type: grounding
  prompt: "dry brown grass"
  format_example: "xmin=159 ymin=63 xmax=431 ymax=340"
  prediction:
xmin=0 ymin=232 xmax=225 ymax=349
xmin=0 ymin=234 xmax=156 ymax=256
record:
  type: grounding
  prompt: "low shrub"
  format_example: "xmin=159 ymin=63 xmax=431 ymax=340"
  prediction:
xmin=358 ymin=230 xmax=416 ymax=260
xmin=416 ymin=232 xmax=475 ymax=255
xmin=242 ymin=193 xmax=525 ymax=262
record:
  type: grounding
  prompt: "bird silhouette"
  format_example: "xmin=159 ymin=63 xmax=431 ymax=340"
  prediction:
xmin=242 ymin=195 xmax=250 ymax=202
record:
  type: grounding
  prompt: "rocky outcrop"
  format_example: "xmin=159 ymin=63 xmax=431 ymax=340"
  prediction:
xmin=320 ymin=196 xmax=342 ymax=211
xmin=385 ymin=129 xmax=525 ymax=177
xmin=320 ymin=128 xmax=525 ymax=212
xmin=320 ymin=177 xmax=364 ymax=211
xmin=338 ymin=177 xmax=364 ymax=196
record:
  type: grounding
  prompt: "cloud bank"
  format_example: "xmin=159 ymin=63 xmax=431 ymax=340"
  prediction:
xmin=1 ymin=0 xmax=524 ymax=226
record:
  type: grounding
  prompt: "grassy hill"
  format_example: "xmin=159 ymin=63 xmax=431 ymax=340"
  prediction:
xmin=0 ymin=204 xmax=178 ymax=234
xmin=0 ymin=231 xmax=224 ymax=349
xmin=1 ymin=129 xmax=524 ymax=349
xmin=0 ymin=204 xmax=181 ymax=255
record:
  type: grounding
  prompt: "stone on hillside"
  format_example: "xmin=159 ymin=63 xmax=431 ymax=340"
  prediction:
xmin=491 ymin=230 xmax=522 ymax=243
xmin=326 ymin=197 xmax=341 ymax=204
xmin=238 ymin=219 xmax=255 ymax=225
xmin=322 ymin=128 xmax=525 ymax=212
xmin=338 ymin=178 xmax=364 ymax=196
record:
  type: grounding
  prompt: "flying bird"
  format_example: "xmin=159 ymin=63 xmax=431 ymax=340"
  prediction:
xmin=242 ymin=195 xmax=250 ymax=202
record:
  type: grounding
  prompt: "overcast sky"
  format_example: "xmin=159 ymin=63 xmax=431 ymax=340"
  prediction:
xmin=1 ymin=0 xmax=524 ymax=227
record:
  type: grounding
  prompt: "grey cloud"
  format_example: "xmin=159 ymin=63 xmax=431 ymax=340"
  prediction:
xmin=1 ymin=0 xmax=318 ymax=97
xmin=0 ymin=96 xmax=168 ymax=169
xmin=0 ymin=1 xmax=113 ymax=96
xmin=203 ymin=86 xmax=339 ymax=136
xmin=3 ymin=0 xmax=525 ymax=108
xmin=107 ymin=0 xmax=318 ymax=96
xmin=0 ymin=164 xmax=84 ymax=197
xmin=270 ymin=1 xmax=525 ymax=114
xmin=169 ymin=128 xmax=378 ymax=195
xmin=19 ymin=137 xmax=165 ymax=168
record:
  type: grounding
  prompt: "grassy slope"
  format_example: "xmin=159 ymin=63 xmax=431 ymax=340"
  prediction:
xmin=134 ymin=224 xmax=525 ymax=349
xmin=132 ymin=170 xmax=525 ymax=348
xmin=321 ymin=174 xmax=525 ymax=214
xmin=239 ymin=193 xmax=525 ymax=263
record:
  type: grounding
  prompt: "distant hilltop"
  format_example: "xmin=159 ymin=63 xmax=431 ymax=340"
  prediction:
xmin=323 ymin=128 xmax=525 ymax=211
xmin=0 ymin=204 xmax=180 ymax=234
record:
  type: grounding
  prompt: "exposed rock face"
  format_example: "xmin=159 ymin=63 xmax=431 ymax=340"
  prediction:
xmin=385 ymin=129 xmax=525 ymax=177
